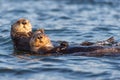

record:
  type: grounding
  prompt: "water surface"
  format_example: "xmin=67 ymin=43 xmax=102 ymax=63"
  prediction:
xmin=0 ymin=0 xmax=120 ymax=80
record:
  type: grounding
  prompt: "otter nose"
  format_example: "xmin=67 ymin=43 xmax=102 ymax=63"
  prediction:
xmin=22 ymin=20 xmax=27 ymax=25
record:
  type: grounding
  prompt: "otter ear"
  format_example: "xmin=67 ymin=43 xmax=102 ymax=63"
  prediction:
xmin=38 ymin=29 xmax=45 ymax=34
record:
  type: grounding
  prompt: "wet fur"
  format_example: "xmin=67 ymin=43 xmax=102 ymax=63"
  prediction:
xmin=30 ymin=29 xmax=54 ymax=53
xmin=11 ymin=19 xmax=120 ymax=57
xmin=11 ymin=18 xmax=32 ymax=51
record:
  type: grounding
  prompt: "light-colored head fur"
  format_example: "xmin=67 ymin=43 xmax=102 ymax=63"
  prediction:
xmin=11 ymin=18 xmax=32 ymax=36
xmin=30 ymin=29 xmax=53 ymax=53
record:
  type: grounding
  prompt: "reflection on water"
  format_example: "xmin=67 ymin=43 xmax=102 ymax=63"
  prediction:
xmin=0 ymin=0 xmax=120 ymax=80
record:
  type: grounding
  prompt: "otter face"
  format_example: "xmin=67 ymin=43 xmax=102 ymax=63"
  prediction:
xmin=30 ymin=29 xmax=53 ymax=53
xmin=11 ymin=18 xmax=32 ymax=34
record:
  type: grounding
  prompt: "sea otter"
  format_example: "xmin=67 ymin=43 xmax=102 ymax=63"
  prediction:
xmin=11 ymin=18 xmax=32 ymax=51
xmin=29 ymin=29 xmax=108 ymax=56
xmin=29 ymin=29 xmax=120 ymax=57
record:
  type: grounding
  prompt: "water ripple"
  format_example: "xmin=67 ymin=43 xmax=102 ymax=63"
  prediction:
xmin=0 ymin=0 xmax=120 ymax=80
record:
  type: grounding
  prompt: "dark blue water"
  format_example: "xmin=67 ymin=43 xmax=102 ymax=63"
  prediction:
xmin=0 ymin=0 xmax=120 ymax=80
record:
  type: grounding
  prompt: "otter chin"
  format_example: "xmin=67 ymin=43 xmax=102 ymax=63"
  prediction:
xmin=11 ymin=18 xmax=32 ymax=51
xmin=30 ymin=29 xmax=54 ymax=54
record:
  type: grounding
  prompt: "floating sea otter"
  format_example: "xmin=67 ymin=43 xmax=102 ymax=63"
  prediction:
xmin=29 ymin=29 xmax=120 ymax=56
xmin=11 ymin=18 xmax=32 ymax=51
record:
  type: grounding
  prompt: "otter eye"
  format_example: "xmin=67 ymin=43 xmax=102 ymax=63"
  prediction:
xmin=37 ymin=36 xmax=43 ymax=39
xmin=22 ymin=21 xmax=27 ymax=25
xmin=17 ymin=21 xmax=20 ymax=24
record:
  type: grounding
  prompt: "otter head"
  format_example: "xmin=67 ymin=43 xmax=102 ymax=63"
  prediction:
xmin=11 ymin=18 xmax=32 ymax=36
xmin=30 ymin=29 xmax=53 ymax=53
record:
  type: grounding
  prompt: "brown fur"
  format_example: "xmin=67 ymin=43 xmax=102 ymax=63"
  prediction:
xmin=30 ymin=29 xmax=53 ymax=53
xmin=11 ymin=18 xmax=32 ymax=51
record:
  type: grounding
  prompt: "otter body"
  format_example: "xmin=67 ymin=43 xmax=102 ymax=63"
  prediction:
xmin=11 ymin=18 xmax=32 ymax=51
xmin=29 ymin=29 xmax=120 ymax=57
xmin=45 ymin=43 xmax=120 ymax=57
